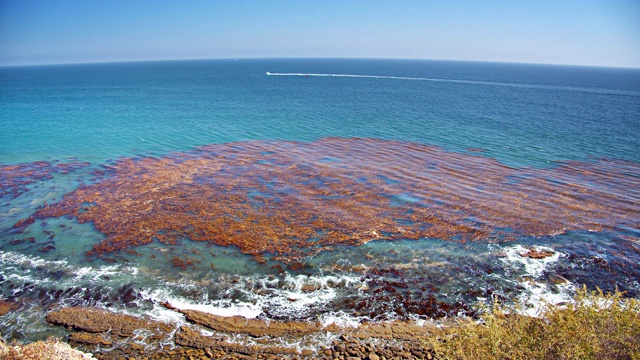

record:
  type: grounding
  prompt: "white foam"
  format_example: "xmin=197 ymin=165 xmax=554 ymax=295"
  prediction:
xmin=319 ymin=311 xmax=362 ymax=328
xmin=139 ymin=287 xmax=263 ymax=319
xmin=498 ymin=244 xmax=575 ymax=316
xmin=7 ymin=272 xmax=47 ymax=285
xmin=0 ymin=250 xmax=139 ymax=280
xmin=249 ymin=273 xmax=363 ymax=318
xmin=138 ymin=272 xmax=365 ymax=322
xmin=517 ymin=280 xmax=575 ymax=317
xmin=179 ymin=302 xmax=262 ymax=318
xmin=0 ymin=250 xmax=69 ymax=268
xmin=501 ymin=244 xmax=564 ymax=277
xmin=72 ymin=264 xmax=138 ymax=282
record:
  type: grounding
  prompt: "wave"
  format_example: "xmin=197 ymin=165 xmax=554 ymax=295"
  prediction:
xmin=496 ymin=244 xmax=575 ymax=317
xmin=266 ymin=72 xmax=639 ymax=97
xmin=138 ymin=272 xmax=365 ymax=321
xmin=0 ymin=250 xmax=139 ymax=284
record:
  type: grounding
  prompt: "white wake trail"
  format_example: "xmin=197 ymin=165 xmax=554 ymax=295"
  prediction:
xmin=265 ymin=72 xmax=638 ymax=97
xmin=266 ymin=72 xmax=428 ymax=81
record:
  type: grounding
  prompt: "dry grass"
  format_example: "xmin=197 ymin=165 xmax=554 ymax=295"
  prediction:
xmin=424 ymin=286 xmax=640 ymax=360
xmin=0 ymin=337 xmax=95 ymax=360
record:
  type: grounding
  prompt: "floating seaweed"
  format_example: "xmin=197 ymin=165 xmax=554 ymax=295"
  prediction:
xmin=11 ymin=138 xmax=640 ymax=266
xmin=0 ymin=160 xmax=90 ymax=199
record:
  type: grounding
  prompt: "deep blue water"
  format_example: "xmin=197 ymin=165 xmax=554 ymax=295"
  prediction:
xmin=2 ymin=59 xmax=639 ymax=166
xmin=1 ymin=59 xmax=639 ymax=345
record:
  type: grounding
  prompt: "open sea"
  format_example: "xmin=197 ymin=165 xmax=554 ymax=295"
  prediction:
xmin=1 ymin=59 xmax=639 ymax=344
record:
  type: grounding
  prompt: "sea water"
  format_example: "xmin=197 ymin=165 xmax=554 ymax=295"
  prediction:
xmin=1 ymin=59 xmax=639 ymax=343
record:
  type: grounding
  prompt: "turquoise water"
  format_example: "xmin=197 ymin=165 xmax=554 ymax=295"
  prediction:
xmin=1 ymin=59 xmax=639 ymax=344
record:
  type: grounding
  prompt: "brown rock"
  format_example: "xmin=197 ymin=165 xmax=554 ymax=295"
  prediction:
xmin=160 ymin=301 xmax=177 ymax=310
xmin=368 ymin=353 xmax=380 ymax=360
xmin=346 ymin=320 xmax=444 ymax=341
xmin=301 ymin=283 xmax=320 ymax=292
xmin=548 ymin=273 xmax=569 ymax=284
xmin=180 ymin=309 xmax=339 ymax=338
xmin=175 ymin=325 xmax=300 ymax=355
xmin=348 ymin=323 xmax=393 ymax=340
xmin=69 ymin=332 xmax=113 ymax=346
xmin=46 ymin=307 xmax=173 ymax=340
xmin=520 ymin=248 xmax=554 ymax=259
xmin=0 ymin=300 xmax=16 ymax=316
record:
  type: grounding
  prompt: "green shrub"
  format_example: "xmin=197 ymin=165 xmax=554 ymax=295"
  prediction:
xmin=424 ymin=286 xmax=640 ymax=360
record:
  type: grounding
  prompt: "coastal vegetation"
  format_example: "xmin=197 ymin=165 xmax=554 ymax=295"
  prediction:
xmin=424 ymin=287 xmax=640 ymax=360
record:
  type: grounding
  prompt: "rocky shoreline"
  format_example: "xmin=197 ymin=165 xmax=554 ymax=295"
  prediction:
xmin=32 ymin=306 xmax=445 ymax=359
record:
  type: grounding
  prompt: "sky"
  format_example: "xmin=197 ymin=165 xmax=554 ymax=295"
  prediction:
xmin=0 ymin=0 xmax=639 ymax=67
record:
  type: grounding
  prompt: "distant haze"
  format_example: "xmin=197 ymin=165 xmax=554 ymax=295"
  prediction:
xmin=1 ymin=0 xmax=639 ymax=67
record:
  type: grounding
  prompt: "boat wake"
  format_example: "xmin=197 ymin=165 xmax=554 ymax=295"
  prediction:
xmin=265 ymin=72 xmax=639 ymax=97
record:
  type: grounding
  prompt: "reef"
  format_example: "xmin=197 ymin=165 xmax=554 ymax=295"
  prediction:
xmin=12 ymin=138 xmax=640 ymax=265
xmin=0 ymin=160 xmax=89 ymax=199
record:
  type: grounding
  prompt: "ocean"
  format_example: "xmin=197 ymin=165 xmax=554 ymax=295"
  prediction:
xmin=1 ymin=59 xmax=639 ymax=344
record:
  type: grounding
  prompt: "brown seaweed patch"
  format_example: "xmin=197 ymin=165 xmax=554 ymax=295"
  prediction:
xmin=13 ymin=138 xmax=640 ymax=265
xmin=0 ymin=160 xmax=89 ymax=199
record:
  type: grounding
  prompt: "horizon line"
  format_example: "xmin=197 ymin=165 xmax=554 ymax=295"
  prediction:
xmin=1 ymin=56 xmax=639 ymax=70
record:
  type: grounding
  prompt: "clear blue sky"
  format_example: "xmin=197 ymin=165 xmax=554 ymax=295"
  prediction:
xmin=1 ymin=0 xmax=639 ymax=67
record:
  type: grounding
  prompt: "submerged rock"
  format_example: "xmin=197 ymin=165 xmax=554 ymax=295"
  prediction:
xmin=0 ymin=300 xmax=17 ymax=316
xmin=548 ymin=273 xmax=569 ymax=285
xmin=521 ymin=248 xmax=555 ymax=259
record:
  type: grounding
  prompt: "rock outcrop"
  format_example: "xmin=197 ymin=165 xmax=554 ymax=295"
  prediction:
xmin=42 ymin=305 xmax=447 ymax=359
xmin=46 ymin=307 xmax=173 ymax=344
xmin=180 ymin=309 xmax=339 ymax=338
xmin=520 ymin=248 xmax=555 ymax=259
